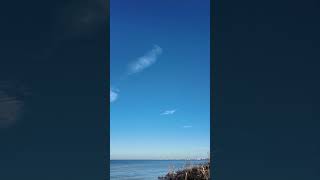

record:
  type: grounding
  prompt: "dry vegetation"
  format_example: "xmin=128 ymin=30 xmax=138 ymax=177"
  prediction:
xmin=158 ymin=162 xmax=210 ymax=180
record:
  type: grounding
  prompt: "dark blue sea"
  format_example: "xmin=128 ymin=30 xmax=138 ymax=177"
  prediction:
xmin=110 ymin=160 xmax=208 ymax=180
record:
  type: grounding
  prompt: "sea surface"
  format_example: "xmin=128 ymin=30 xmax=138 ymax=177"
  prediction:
xmin=110 ymin=160 xmax=208 ymax=180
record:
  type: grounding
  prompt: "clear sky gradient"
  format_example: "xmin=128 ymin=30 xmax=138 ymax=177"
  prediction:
xmin=110 ymin=0 xmax=210 ymax=160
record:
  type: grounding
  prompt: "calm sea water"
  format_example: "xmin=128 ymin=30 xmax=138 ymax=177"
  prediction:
xmin=110 ymin=160 xmax=208 ymax=180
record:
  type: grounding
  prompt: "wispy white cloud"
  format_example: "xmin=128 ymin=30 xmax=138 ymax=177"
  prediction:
xmin=127 ymin=45 xmax=162 ymax=75
xmin=183 ymin=125 xmax=192 ymax=128
xmin=110 ymin=88 xmax=119 ymax=103
xmin=161 ymin=109 xmax=176 ymax=115
xmin=111 ymin=45 xmax=162 ymax=103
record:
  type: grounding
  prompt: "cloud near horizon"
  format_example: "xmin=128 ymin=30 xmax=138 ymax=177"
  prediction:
xmin=127 ymin=45 xmax=162 ymax=75
xmin=161 ymin=109 xmax=176 ymax=115
xmin=110 ymin=88 xmax=119 ymax=103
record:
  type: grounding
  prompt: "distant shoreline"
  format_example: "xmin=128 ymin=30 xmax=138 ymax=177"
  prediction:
xmin=110 ymin=159 xmax=210 ymax=179
xmin=110 ymin=159 xmax=210 ymax=161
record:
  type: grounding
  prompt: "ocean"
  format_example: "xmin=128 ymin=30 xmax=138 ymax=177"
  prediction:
xmin=110 ymin=160 xmax=208 ymax=180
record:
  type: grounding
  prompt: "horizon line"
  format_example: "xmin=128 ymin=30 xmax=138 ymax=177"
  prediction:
xmin=110 ymin=158 xmax=209 ymax=161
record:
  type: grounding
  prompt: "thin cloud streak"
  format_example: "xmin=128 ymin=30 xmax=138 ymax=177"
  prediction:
xmin=112 ymin=45 xmax=162 ymax=104
xmin=110 ymin=88 xmax=119 ymax=103
xmin=183 ymin=125 xmax=192 ymax=128
xmin=127 ymin=45 xmax=162 ymax=75
xmin=161 ymin=109 xmax=176 ymax=115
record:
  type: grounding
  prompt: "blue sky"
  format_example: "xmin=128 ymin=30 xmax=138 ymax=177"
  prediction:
xmin=110 ymin=0 xmax=210 ymax=160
